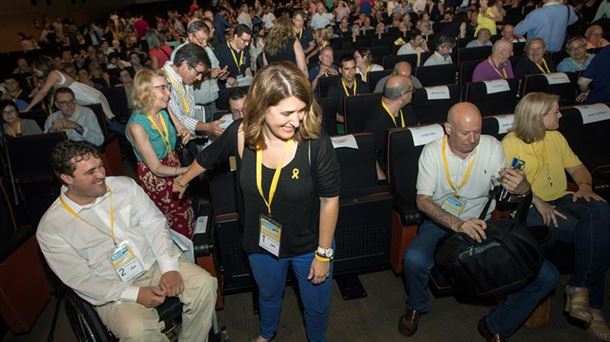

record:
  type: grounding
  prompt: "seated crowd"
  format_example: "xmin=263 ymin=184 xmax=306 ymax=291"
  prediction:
xmin=2 ymin=0 xmax=610 ymax=341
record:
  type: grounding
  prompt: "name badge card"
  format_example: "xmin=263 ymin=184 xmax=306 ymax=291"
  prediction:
xmin=110 ymin=241 xmax=144 ymax=282
xmin=259 ymin=214 xmax=282 ymax=257
xmin=575 ymin=104 xmax=610 ymax=124
xmin=544 ymin=72 xmax=570 ymax=85
xmin=483 ymin=79 xmax=510 ymax=94
xmin=492 ymin=114 xmax=514 ymax=134
xmin=425 ymin=85 xmax=450 ymax=100
xmin=441 ymin=195 xmax=467 ymax=217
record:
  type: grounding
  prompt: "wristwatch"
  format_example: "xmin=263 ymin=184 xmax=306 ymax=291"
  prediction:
xmin=316 ymin=246 xmax=334 ymax=260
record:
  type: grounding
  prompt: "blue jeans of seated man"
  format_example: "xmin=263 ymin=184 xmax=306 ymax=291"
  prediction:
xmin=249 ymin=252 xmax=333 ymax=342
xmin=404 ymin=220 xmax=559 ymax=336
xmin=526 ymin=194 xmax=610 ymax=309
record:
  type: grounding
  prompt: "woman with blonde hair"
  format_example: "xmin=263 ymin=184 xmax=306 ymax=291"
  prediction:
xmin=354 ymin=46 xmax=383 ymax=82
xmin=502 ymin=92 xmax=610 ymax=341
xmin=174 ymin=62 xmax=340 ymax=342
xmin=306 ymin=27 xmax=333 ymax=64
xmin=126 ymin=69 xmax=194 ymax=238
xmin=262 ymin=16 xmax=307 ymax=74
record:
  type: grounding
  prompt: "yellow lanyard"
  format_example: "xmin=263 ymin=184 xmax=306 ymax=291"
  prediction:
xmin=256 ymin=139 xmax=293 ymax=216
xmin=59 ymin=187 xmax=116 ymax=245
xmin=362 ymin=64 xmax=372 ymax=82
xmin=530 ymin=140 xmax=552 ymax=186
xmin=298 ymin=29 xmax=303 ymax=40
xmin=488 ymin=58 xmax=508 ymax=79
xmin=228 ymin=42 xmax=244 ymax=74
xmin=381 ymin=99 xmax=405 ymax=128
xmin=319 ymin=41 xmax=328 ymax=51
xmin=8 ymin=121 xmax=21 ymax=137
xmin=441 ymin=135 xmax=476 ymax=195
xmin=165 ymin=70 xmax=190 ymax=113
xmin=535 ymin=58 xmax=550 ymax=74
xmin=341 ymin=79 xmax=357 ymax=96
xmin=147 ymin=112 xmax=172 ymax=153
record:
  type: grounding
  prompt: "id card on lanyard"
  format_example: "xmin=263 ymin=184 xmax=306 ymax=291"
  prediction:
xmin=440 ymin=135 xmax=476 ymax=218
xmin=60 ymin=188 xmax=145 ymax=282
xmin=256 ymin=140 xmax=293 ymax=256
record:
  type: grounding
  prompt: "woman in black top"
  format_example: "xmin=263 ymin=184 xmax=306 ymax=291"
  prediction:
xmin=262 ymin=17 xmax=308 ymax=74
xmin=174 ymin=62 xmax=340 ymax=342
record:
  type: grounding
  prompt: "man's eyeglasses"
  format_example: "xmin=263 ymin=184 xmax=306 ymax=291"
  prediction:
xmin=189 ymin=63 xmax=209 ymax=78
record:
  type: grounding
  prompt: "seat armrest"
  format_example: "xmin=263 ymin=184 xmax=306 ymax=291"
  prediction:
xmin=393 ymin=195 xmax=423 ymax=226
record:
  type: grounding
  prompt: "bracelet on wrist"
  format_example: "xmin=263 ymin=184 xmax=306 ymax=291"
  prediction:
xmin=314 ymin=253 xmax=331 ymax=262
xmin=176 ymin=178 xmax=188 ymax=188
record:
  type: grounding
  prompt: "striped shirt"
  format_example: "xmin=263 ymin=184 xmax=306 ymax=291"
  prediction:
xmin=163 ymin=62 xmax=202 ymax=134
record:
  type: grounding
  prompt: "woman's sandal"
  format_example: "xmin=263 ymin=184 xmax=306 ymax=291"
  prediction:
xmin=588 ymin=309 xmax=610 ymax=341
xmin=565 ymin=285 xmax=593 ymax=323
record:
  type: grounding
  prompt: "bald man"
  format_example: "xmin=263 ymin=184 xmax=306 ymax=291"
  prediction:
xmin=399 ymin=102 xmax=558 ymax=341
xmin=373 ymin=61 xmax=423 ymax=93
xmin=472 ymin=40 xmax=515 ymax=82
xmin=364 ymin=75 xmax=416 ymax=173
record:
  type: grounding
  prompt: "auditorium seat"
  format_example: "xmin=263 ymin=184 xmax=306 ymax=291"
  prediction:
xmin=386 ymin=124 xmax=445 ymax=274
xmin=367 ymin=69 xmax=393 ymax=91
xmin=317 ymin=75 xmax=341 ymax=99
xmin=558 ymin=103 xmax=610 ymax=199
xmin=465 ymin=79 xmax=519 ymax=116
xmin=457 ymin=46 xmax=491 ymax=66
xmin=416 ymin=63 xmax=457 ymax=87
xmin=331 ymin=133 xmax=394 ymax=299
xmin=382 ymin=54 xmax=419 ymax=70
xmin=459 ymin=59 xmax=484 ymax=86
xmin=343 ymin=93 xmax=382 ymax=134
xmin=18 ymin=110 xmax=46 ymax=131
xmin=481 ymin=114 xmax=514 ymax=141
xmin=521 ymin=72 xmax=578 ymax=105
xmin=317 ymin=97 xmax=339 ymax=136
xmin=85 ymin=104 xmax=123 ymax=177
xmin=411 ymin=84 xmax=461 ymax=124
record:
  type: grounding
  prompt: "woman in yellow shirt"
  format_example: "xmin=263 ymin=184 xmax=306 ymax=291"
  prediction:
xmin=475 ymin=0 xmax=504 ymax=36
xmin=502 ymin=92 xmax=610 ymax=341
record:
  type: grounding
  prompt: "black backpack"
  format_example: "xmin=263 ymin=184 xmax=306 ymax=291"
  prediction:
xmin=434 ymin=189 xmax=544 ymax=297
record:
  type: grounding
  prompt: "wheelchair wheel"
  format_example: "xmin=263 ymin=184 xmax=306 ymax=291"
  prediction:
xmin=64 ymin=291 xmax=111 ymax=342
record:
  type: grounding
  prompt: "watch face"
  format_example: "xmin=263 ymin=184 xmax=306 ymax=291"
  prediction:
xmin=326 ymin=248 xmax=334 ymax=258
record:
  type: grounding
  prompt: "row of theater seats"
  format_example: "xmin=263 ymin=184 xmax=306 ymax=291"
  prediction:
xmin=206 ymin=102 xmax=610 ymax=304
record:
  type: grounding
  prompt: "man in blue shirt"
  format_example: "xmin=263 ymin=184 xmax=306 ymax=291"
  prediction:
xmin=578 ymin=46 xmax=610 ymax=104
xmin=514 ymin=0 xmax=578 ymax=53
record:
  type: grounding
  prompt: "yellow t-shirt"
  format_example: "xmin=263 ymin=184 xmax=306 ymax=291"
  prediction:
xmin=475 ymin=8 xmax=497 ymax=36
xmin=502 ymin=131 xmax=582 ymax=201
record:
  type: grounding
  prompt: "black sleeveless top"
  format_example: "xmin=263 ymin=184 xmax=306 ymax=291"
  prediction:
xmin=196 ymin=120 xmax=341 ymax=257
xmin=264 ymin=39 xmax=298 ymax=65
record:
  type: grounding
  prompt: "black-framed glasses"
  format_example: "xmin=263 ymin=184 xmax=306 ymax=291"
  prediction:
xmin=188 ymin=63 xmax=209 ymax=78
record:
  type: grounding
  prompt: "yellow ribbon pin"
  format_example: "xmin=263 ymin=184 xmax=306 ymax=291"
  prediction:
xmin=292 ymin=168 xmax=299 ymax=180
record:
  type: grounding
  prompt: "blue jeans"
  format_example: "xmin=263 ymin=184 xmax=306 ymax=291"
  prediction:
xmin=526 ymin=194 xmax=610 ymax=309
xmin=403 ymin=220 xmax=559 ymax=336
xmin=249 ymin=252 xmax=333 ymax=342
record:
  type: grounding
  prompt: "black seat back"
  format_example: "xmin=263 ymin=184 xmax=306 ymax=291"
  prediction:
xmin=18 ymin=110 xmax=46 ymax=131
xmin=457 ymin=46 xmax=492 ymax=65
xmin=318 ymin=75 xmax=341 ymax=99
xmin=412 ymin=84 xmax=461 ymax=124
xmin=521 ymin=72 xmax=578 ymax=105
xmin=465 ymin=79 xmax=519 ymax=116
xmin=383 ymin=54 xmax=419 ymax=69
xmin=459 ymin=59 xmax=484 ymax=86
xmin=367 ymin=69 xmax=393 ymax=91
xmin=481 ymin=114 xmax=514 ymax=141
xmin=317 ymin=97 xmax=339 ymax=136
xmin=416 ymin=63 xmax=457 ymax=87
xmin=344 ymin=93 xmax=382 ymax=134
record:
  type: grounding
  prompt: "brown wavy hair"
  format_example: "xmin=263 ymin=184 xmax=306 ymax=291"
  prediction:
xmin=264 ymin=16 xmax=295 ymax=56
xmin=243 ymin=61 xmax=321 ymax=149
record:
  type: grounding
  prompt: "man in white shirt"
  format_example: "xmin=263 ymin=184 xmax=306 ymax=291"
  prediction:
xmin=423 ymin=35 xmax=456 ymax=66
xmin=44 ymin=87 xmax=104 ymax=147
xmin=399 ymin=102 xmax=558 ymax=341
xmin=37 ymin=141 xmax=218 ymax=341
xmin=310 ymin=3 xmax=334 ymax=30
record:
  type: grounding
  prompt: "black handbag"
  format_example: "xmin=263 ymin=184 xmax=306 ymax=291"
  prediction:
xmin=434 ymin=188 xmax=544 ymax=297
